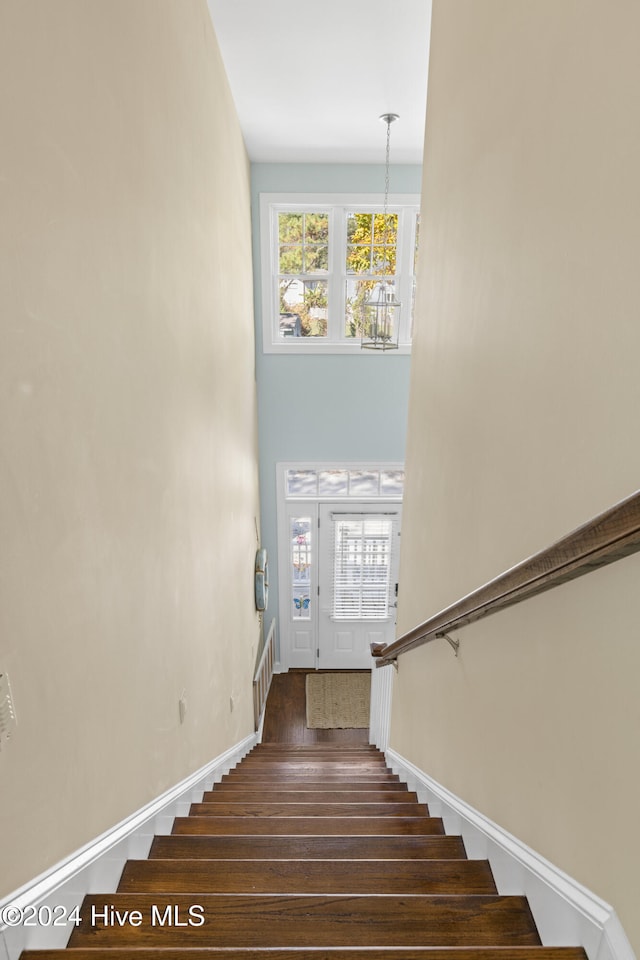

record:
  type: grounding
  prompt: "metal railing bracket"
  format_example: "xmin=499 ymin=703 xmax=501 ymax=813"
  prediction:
xmin=439 ymin=633 xmax=460 ymax=657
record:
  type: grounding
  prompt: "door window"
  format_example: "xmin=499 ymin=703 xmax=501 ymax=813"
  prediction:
xmin=291 ymin=517 xmax=312 ymax=621
xmin=332 ymin=517 xmax=394 ymax=620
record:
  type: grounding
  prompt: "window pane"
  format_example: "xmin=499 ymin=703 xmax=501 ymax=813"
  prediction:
xmin=304 ymin=245 xmax=328 ymax=272
xmin=286 ymin=470 xmax=318 ymax=496
xmin=279 ymin=212 xmax=303 ymax=243
xmin=318 ymin=469 xmax=349 ymax=496
xmin=332 ymin=518 xmax=392 ymax=620
xmin=349 ymin=471 xmax=379 ymax=496
xmin=279 ymin=245 xmax=303 ymax=273
xmin=345 ymin=278 xmax=375 ymax=337
xmin=279 ymin=279 xmax=328 ymax=338
xmin=347 ymin=212 xmax=370 ymax=242
xmin=291 ymin=517 xmax=312 ymax=621
xmin=305 ymin=213 xmax=329 ymax=242
xmin=345 ymin=277 xmax=397 ymax=340
xmin=380 ymin=470 xmax=405 ymax=496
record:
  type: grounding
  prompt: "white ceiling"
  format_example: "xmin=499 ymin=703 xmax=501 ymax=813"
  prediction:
xmin=206 ymin=0 xmax=432 ymax=165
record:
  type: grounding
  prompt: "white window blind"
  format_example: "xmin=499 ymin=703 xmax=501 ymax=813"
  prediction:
xmin=331 ymin=516 xmax=397 ymax=620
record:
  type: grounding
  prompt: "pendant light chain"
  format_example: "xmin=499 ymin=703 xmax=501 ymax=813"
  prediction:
xmin=361 ymin=112 xmax=400 ymax=350
xmin=383 ymin=116 xmax=391 ymax=273
xmin=380 ymin=113 xmax=398 ymax=280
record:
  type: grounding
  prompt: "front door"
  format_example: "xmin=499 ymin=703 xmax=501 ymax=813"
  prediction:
xmin=317 ymin=503 xmax=401 ymax=669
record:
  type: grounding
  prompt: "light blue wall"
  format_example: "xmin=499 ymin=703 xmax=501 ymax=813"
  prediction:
xmin=251 ymin=163 xmax=421 ymax=645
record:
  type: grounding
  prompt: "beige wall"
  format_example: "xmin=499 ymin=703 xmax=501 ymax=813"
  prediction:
xmin=392 ymin=0 xmax=640 ymax=952
xmin=0 ymin=0 xmax=261 ymax=896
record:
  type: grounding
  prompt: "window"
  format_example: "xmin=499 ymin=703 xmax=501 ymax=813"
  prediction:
xmin=332 ymin=517 xmax=395 ymax=620
xmin=285 ymin=467 xmax=404 ymax=499
xmin=261 ymin=193 xmax=420 ymax=354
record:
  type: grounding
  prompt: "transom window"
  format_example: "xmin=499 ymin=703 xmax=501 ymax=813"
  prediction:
xmin=285 ymin=467 xmax=404 ymax=499
xmin=261 ymin=193 xmax=420 ymax=354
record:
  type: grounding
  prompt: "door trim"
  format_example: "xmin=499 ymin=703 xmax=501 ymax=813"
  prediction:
xmin=276 ymin=462 xmax=404 ymax=672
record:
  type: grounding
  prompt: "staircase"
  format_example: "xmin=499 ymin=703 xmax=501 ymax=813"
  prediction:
xmin=21 ymin=743 xmax=588 ymax=959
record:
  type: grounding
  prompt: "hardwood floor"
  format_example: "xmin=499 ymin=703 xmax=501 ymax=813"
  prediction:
xmin=261 ymin=669 xmax=370 ymax=744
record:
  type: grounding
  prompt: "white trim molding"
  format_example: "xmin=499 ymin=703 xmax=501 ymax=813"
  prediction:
xmin=369 ymin=661 xmax=394 ymax=751
xmin=0 ymin=732 xmax=257 ymax=960
xmin=386 ymin=748 xmax=636 ymax=960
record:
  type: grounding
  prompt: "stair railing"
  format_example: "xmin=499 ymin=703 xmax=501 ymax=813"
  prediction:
xmin=253 ymin=617 xmax=276 ymax=730
xmin=372 ymin=488 xmax=640 ymax=667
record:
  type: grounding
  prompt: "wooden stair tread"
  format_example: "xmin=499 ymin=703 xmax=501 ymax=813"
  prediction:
xmin=234 ymin=751 xmax=384 ymax=756
xmin=188 ymin=801 xmax=428 ymax=817
xmin=118 ymin=858 xmax=497 ymax=894
xmin=245 ymin=744 xmax=381 ymax=749
xmin=246 ymin=751 xmax=385 ymax=758
xmin=68 ymin=894 xmax=541 ymax=948
xmin=233 ymin=763 xmax=392 ymax=773
xmin=172 ymin=816 xmax=445 ymax=835
xmin=150 ymin=834 xmax=467 ymax=859
xmin=249 ymin=749 xmax=382 ymax=756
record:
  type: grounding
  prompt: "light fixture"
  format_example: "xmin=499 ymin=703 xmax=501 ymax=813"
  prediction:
xmin=361 ymin=112 xmax=401 ymax=351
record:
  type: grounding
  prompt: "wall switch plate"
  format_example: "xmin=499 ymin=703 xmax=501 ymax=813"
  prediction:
xmin=0 ymin=672 xmax=17 ymax=749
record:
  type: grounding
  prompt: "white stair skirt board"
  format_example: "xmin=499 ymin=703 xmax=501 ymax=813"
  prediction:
xmin=386 ymin=748 xmax=635 ymax=960
xmin=0 ymin=732 xmax=258 ymax=960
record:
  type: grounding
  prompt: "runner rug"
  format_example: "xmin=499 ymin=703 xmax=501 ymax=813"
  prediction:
xmin=305 ymin=671 xmax=370 ymax=729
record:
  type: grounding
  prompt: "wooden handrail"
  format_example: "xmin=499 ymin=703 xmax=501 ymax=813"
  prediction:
xmin=373 ymin=489 xmax=640 ymax=667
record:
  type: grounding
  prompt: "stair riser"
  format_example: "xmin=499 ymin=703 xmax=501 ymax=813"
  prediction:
xmin=20 ymin=951 xmax=590 ymax=960
xmin=118 ymin=858 xmax=497 ymax=894
xmin=188 ymin=802 xmax=428 ymax=817
xmin=149 ymin=835 xmax=467 ymax=859
xmin=172 ymin=816 xmax=445 ymax=835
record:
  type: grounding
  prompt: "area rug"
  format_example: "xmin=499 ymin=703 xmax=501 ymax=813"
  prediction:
xmin=305 ymin=672 xmax=371 ymax=729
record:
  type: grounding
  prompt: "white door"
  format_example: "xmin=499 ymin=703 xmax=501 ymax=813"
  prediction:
xmin=317 ymin=503 xmax=401 ymax=669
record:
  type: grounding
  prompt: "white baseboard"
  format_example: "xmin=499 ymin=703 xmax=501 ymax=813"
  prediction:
xmin=386 ymin=748 xmax=636 ymax=960
xmin=0 ymin=732 xmax=258 ymax=960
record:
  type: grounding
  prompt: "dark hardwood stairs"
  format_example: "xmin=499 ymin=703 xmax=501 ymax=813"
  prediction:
xmin=21 ymin=743 xmax=588 ymax=960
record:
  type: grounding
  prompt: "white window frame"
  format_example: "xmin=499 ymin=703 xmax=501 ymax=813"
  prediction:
xmin=260 ymin=193 xmax=420 ymax=355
